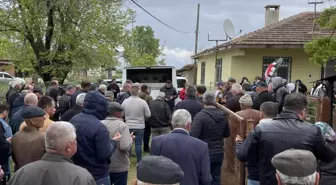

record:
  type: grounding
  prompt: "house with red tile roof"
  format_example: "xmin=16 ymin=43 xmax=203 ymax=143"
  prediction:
xmin=192 ymin=5 xmax=334 ymax=89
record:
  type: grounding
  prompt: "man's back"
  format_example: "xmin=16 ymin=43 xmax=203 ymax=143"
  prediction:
xmin=254 ymin=111 xmax=336 ymax=185
xmin=9 ymin=153 xmax=96 ymax=185
xmin=151 ymin=129 xmax=212 ymax=185
xmin=174 ymin=98 xmax=203 ymax=120
xmin=122 ymin=96 xmax=150 ymax=129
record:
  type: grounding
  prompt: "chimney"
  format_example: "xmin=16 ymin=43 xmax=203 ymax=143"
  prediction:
xmin=265 ymin=5 xmax=280 ymax=27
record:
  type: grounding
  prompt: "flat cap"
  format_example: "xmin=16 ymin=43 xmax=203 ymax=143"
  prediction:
xmin=271 ymin=149 xmax=317 ymax=177
xmin=137 ymin=156 xmax=184 ymax=184
xmin=257 ymin=81 xmax=268 ymax=87
xmin=108 ymin=102 xmax=123 ymax=111
xmin=22 ymin=106 xmax=46 ymax=119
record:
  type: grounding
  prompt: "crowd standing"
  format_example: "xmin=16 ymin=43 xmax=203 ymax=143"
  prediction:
xmin=0 ymin=75 xmax=334 ymax=185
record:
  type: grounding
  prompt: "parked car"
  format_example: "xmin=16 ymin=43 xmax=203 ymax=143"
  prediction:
xmin=0 ymin=72 xmax=25 ymax=86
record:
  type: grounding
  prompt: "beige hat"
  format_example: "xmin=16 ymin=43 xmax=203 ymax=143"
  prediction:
xmin=239 ymin=94 xmax=253 ymax=106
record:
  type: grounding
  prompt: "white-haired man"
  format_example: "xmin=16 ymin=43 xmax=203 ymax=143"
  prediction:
xmin=6 ymin=80 xmax=22 ymax=118
xmin=9 ymin=121 xmax=96 ymax=185
xmin=151 ymin=109 xmax=212 ymax=185
xmin=61 ymin=93 xmax=86 ymax=122
xmin=225 ymin=83 xmax=245 ymax=112
xmin=272 ymin=149 xmax=320 ymax=185
xmin=99 ymin=84 xmax=107 ymax=95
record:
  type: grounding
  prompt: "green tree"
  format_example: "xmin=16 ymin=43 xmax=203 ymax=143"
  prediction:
xmin=305 ymin=7 xmax=336 ymax=66
xmin=123 ymin=25 xmax=165 ymax=66
xmin=0 ymin=0 xmax=134 ymax=83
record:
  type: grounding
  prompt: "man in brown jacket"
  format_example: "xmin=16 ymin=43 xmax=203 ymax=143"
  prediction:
xmin=236 ymin=94 xmax=261 ymax=132
xmin=11 ymin=106 xmax=46 ymax=170
xmin=9 ymin=121 xmax=96 ymax=185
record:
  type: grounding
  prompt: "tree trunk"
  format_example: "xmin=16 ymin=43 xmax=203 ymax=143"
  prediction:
xmin=35 ymin=59 xmax=72 ymax=85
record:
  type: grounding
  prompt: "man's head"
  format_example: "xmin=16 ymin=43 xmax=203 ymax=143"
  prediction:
xmin=107 ymin=102 xmax=123 ymax=118
xmin=125 ymin=79 xmax=133 ymax=85
xmin=105 ymin=91 xmax=114 ymax=101
xmin=98 ymin=84 xmax=107 ymax=94
xmin=76 ymin=93 xmax=86 ymax=107
xmin=45 ymin=121 xmax=77 ymax=158
xmin=196 ymin=85 xmax=206 ymax=96
xmin=231 ymin=83 xmax=243 ymax=95
xmin=75 ymin=85 xmax=81 ymax=91
xmin=260 ymin=102 xmax=278 ymax=119
xmin=141 ymin=84 xmax=149 ymax=93
xmin=239 ymin=94 xmax=253 ymax=109
xmin=80 ymin=80 xmax=91 ymax=91
xmin=272 ymin=149 xmax=319 ymax=185
xmin=50 ymin=80 xmax=59 ymax=88
xmin=203 ymin=91 xmax=216 ymax=106
xmin=131 ymin=85 xmax=140 ymax=96
xmin=33 ymin=88 xmax=44 ymax=100
xmin=51 ymin=77 xmax=58 ymax=81
xmin=22 ymin=106 xmax=46 ymax=129
xmin=136 ymin=155 xmax=183 ymax=185
xmin=0 ymin=104 xmax=9 ymax=118
xmin=66 ymin=85 xmax=76 ymax=95
xmin=112 ymin=79 xmax=116 ymax=83
xmin=228 ymin=78 xmax=236 ymax=86
xmin=171 ymin=109 xmax=192 ymax=131
xmin=165 ymin=80 xmax=172 ymax=88
xmin=256 ymin=81 xmax=268 ymax=93
xmin=24 ymin=84 xmax=34 ymax=92
xmin=24 ymin=93 xmax=39 ymax=106
xmin=242 ymin=83 xmax=252 ymax=92
xmin=11 ymin=80 xmax=22 ymax=90
xmin=38 ymin=96 xmax=56 ymax=117
xmin=185 ymin=85 xmax=197 ymax=98
xmin=283 ymin=93 xmax=308 ymax=120
xmin=157 ymin=92 xmax=166 ymax=100
xmin=123 ymin=83 xmax=131 ymax=92
xmin=133 ymin=82 xmax=141 ymax=89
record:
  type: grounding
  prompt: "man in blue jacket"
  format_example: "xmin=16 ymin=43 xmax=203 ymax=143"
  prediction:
xmin=151 ymin=109 xmax=212 ymax=185
xmin=70 ymin=91 xmax=120 ymax=185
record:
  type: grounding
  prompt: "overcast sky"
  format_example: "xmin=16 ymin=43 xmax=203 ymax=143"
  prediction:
xmin=124 ymin=0 xmax=335 ymax=69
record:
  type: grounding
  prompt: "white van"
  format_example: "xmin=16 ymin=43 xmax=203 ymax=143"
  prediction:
xmin=122 ymin=66 xmax=177 ymax=100
xmin=176 ymin=76 xmax=188 ymax=94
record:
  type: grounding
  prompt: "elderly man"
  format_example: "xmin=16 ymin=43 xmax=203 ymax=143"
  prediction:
xmin=105 ymin=91 xmax=114 ymax=102
xmin=61 ymin=93 xmax=86 ymax=122
xmin=102 ymin=102 xmax=133 ymax=185
xmin=20 ymin=96 xmax=56 ymax=132
xmin=11 ymin=106 xmax=46 ymax=170
xmin=122 ymin=85 xmax=150 ymax=163
xmin=58 ymin=85 xmax=76 ymax=117
xmin=99 ymin=84 xmax=107 ymax=95
xmin=191 ymin=92 xmax=230 ymax=185
xmin=6 ymin=80 xmax=22 ymax=118
xmin=11 ymin=90 xmax=30 ymax=116
xmin=70 ymin=91 xmax=119 ymax=185
xmin=149 ymin=92 xmax=171 ymax=137
xmin=151 ymin=109 xmax=212 ymax=185
xmin=174 ymin=85 xmax=203 ymax=120
xmin=9 ymin=121 xmax=96 ymax=185
xmin=136 ymin=155 xmax=184 ymax=185
xmin=225 ymin=83 xmax=245 ymax=112
xmin=160 ymin=80 xmax=178 ymax=112
xmin=237 ymin=94 xmax=261 ymax=128
xmin=243 ymin=93 xmax=336 ymax=185
xmin=272 ymin=149 xmax=320 ymax=185
xmin=10 ymin=93 xmax=38 ymax=134
xmin=116 ymin=83 xmax=132 ymax=104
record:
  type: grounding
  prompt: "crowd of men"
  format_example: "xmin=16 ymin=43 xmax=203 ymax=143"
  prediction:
xmin=0 ymin=75 xmax=335 ymax=185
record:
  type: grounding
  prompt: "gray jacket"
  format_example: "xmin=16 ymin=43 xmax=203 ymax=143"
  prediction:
xmin=9 ymin=153 xmax=96 ymax=185
xmin=102 ymin=117 xmax=132 ymax=173
xmin=271 ymin=77 xmax=289 ymax=112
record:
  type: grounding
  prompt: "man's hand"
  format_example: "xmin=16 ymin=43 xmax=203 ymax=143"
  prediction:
xmin=6 ymin=137 xmax=12 ymax=143
xmin=130 ymin=132 xmax=135 ymax=141
xmin=235 ymin=135 xmax=243 ymax=143
xmin=0 ymin=165 xmax=4 ymax=181
xmin=113 ymin=132 xmax=121 ymax=141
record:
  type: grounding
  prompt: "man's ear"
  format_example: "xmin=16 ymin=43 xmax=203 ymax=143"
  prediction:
xmin=315 ymin=172 xmax=320 ymax=185
xmin=276 ymin=174 xmax=281 ymax=185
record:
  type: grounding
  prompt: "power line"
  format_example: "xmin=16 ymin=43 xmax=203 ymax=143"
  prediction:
xmin=129 ymin=0 xmax=192 ymax=34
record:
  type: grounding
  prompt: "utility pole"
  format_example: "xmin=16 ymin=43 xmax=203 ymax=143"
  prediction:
xmin=308 ymin=0 xmax=323 ymax=32
xmin=193 ymin=3 xmax=200 ymax=85
xmin=207 ymin=34 xmax=227 ymax=82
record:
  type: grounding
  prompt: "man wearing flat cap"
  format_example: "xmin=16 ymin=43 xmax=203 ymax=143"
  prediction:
xmin=11 ymin=106 xmax=46 ymax=170
xmin=135 ymin=155 xmax=184 ymax=185
xmin=272 ymin=149 xmax=320 ymax=185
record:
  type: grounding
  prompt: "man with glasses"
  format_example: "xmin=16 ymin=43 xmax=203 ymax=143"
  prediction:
xmin=238 ymin=93 xmax=336 ymax=185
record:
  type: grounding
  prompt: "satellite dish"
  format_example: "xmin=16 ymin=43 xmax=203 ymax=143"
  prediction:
xmin=224 ymin=19 xmax=236 ymax=39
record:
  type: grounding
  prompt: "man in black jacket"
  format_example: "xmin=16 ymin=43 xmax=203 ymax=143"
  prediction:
xmin=70 ymin=80 xmax=91 ymax=108
xmin=58 ymin=85 xmax=76 ymax=118
xmin=61 ymin=93 xmax=86 ymax=122
xmin=240 ymin=93 xmax=336 ymax=185
xmin=252 ymin=81 xmax=275 ymax=110
xmin=149 ymin=92 xmax=171 ymax=137
xmin=116 ymin=83 xmax=131 ymax=105
xmin=6 ymin=80 xmax=21 ymax=118
xmin=107 ymin=79 xmax=120 ymax=99
xmin=160 ymin=80 xmax=177 ymax=112
xmin=174 ymin=85 xmax=203 ymax=120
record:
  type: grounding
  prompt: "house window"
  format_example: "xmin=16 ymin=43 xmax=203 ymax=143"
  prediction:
xmin=201 ymin=62 xmax=206 ymax=84
xmin=215 ymin=58 xmax=222 ymax=82
xmin=262 ymin=57 xmax=292 ymax=81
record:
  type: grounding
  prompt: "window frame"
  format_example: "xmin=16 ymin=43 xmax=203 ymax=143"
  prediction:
xmin=215 ymin=58 xmax=223 ymax=82
xmin=201 ymin=62 xmax=206 ymax=84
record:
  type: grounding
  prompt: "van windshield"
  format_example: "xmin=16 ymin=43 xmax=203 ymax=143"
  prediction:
xmin=126 ymin=68 xmax=172 ymax=90
xmin=177 ymin=79 xmax=186 ymax=88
